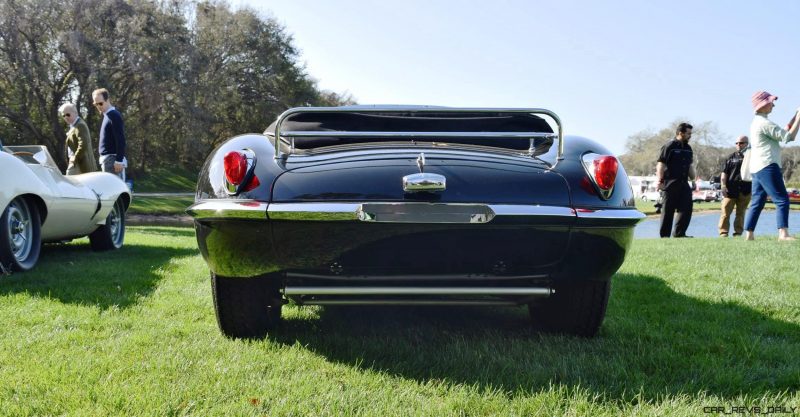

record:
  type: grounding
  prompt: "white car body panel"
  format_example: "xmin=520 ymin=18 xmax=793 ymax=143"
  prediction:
xmin=0 ymin=145 xmax=130 ymax=242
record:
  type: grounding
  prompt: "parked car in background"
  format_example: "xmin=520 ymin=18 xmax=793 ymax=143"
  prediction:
xmin=188 ymin=106 xmax=645 ymax=339
xmin=790 ymin=188 xmax=800 ymax=204
xmin=767 ymin=188 xmax=800 ymax=204
xmin=629 ymin=175 xmax=658 ymax=200
xmin=640 ymin=190 xmax=661 ymax=202
xmin=692 ymin=180 xmax=721 ymax=202
xmin=0 ymin=144 xmax=130 ymax=272
xmin=692 ymin=189 xmax=720 ymax=202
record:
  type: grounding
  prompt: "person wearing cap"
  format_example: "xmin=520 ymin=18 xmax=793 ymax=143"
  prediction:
xmin=743 ymin=91 xmax=800 ymax=241
xmin=656 ymin=122 xmax=696 ymax=238
xmin=718 ymin=136 xmax=752 ymax=237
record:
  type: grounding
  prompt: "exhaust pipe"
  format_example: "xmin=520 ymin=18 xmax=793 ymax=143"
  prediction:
xmin=284 ymin=286 xmax=553 ymax=296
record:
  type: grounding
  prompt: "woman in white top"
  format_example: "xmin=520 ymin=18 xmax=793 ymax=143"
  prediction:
xmin=743 ymin=91 xmax=800 ymax=241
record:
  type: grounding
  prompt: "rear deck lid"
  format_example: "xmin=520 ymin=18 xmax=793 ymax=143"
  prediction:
xmin=271 ymin=150 xmax=570 ymax=205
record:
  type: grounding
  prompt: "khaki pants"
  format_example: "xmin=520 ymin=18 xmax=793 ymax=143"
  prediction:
xmin=718 ymin=193 xmax=751 ymax=236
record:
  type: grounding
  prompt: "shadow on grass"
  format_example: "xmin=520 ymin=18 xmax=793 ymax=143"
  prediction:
xmin=0 ymin=238 xmax=196 ymax=309
xmin=271 ymin=273 xmax=800 ymax=401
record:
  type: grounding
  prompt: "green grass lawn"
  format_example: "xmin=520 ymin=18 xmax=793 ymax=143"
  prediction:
xmin=133 ymin=167 xmax=197 ymax=193
xmin=635 ymin=199 xmax=799 ymax=216
xmin=128 ymin=196 xmax=195 ymax=215
xmin=1 ymin=228 xmax=798 ymax=415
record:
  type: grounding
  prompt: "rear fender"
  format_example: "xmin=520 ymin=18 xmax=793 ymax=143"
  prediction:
xmin=195 ymin=134 xmax=283 ymax=202
xmin=558 ymin=135 xmax=636 ymax=209
xmin=0 ymin=152 xmax=52 ymax=220
xmin=71 ymin=172 xmax=132 ymax=220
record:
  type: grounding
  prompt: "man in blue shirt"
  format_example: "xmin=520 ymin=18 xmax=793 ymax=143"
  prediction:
xmin=92 ymin=88 xmax=127 ymax=180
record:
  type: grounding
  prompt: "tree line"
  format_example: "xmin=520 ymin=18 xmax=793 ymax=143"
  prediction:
xmin=619 ymin=120 xmax=800 ymax=184
xmin=3 ymin=1 xmax=797 ymax=184
xmin=0 ymin=0 xmax=352 ymax=176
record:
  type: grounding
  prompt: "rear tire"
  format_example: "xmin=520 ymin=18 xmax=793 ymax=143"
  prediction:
xmin=211 ymin=272 xmax=283 ymax=339
xmin=528 ymin=280 xmax=610 ymax=337
xmin=0 ymin=197 xmax=42 ymax=272
xmin=89 ymin=198 xmax=125 ymax=251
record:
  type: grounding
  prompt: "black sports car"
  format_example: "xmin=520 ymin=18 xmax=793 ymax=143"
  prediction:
xmin=188 ymin=106 xmax=644 ymax=338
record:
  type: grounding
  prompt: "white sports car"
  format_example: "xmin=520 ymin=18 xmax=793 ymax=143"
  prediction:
xmin=0 ymin=143 xmax=131 ymax=273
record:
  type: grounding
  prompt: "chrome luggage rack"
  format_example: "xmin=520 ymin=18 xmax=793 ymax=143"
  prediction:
xmin=267 ymin=106 xmax=563 ymax=160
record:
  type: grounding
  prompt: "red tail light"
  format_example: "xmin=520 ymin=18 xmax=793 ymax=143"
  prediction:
xmin=244 ymin=175 xmax=260 ymax=191
xmin=581 ymin=153 xmax=619 ymax=200
xmin=224 ymin=151 xmax=248 ymax=185
xmin=593 ymin=156 xmax=618 ymax=190
xmin=223 ymin=149 xmax=260 ymax=194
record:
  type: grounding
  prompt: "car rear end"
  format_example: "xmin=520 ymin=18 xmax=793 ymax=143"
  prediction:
xmin=189 ymin=107 xmax=644 ymax=338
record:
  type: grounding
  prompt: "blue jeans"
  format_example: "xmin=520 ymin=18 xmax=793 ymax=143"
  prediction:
xmin=744 ymin=163 xmax=790 ymax=231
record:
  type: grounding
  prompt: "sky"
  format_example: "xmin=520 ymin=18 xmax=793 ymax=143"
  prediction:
xmin=233 ymin=0 xmax=800 ymax=156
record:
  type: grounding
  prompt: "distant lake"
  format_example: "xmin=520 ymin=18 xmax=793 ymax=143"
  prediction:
xmin=635 ymin=211 xmax=800 ymax=239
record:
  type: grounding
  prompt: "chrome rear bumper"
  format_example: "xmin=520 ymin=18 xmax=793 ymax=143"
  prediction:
xmin=188 ymin=200 xmax=645 ymax=224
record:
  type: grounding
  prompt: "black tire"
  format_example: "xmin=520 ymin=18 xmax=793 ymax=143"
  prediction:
xmin=211 ymin=272 xmax=283 ymax=339
xmin=0 ymin=197 xmax=42 ymax=272
xmin=528 ymin=280 xmax=611 ymax=337
xmin=89 ymin=198 xmax=125 ymax=251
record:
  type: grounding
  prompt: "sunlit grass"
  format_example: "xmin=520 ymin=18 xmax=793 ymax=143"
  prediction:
xmin=129 ymin=196 xmax=194 ymax=215
xmin=0 ymin=228 xmax=797 ymax=415
xmin=635 ymin=199 xmax=799 ymax=216
xmin=134 ymin=167 xmax=196 ymax=193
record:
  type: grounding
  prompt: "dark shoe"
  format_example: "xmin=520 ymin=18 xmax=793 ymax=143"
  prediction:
xmin=674 ymin=235 xmax=694 ymax=238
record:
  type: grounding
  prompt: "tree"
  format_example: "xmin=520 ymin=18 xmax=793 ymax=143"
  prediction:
xmin=0 ymin=0 xmax=73 ymax=168
xmin=0 ymin=0 xmax=352 ymax=174
xmin=619 ymin=120 xmax=730 ymax=180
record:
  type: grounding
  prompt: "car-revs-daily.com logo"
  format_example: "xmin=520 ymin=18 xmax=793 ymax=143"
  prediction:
xmin=703 ymin=406 xmax=797 ymax=415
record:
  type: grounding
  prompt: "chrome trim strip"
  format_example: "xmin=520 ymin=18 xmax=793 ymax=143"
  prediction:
xmin=190 ymin=202 xmax=643 ymax=223
xmin=265 ymin=141 xmax=557 ymax=162
xmin=490 ymin=205 xmax=576 ymax=217
xmin=298 ymin=300 xmax=523 ymax=306
xmin=280 ymin=131 xmax=557 ymax=139
xmin=357 ymin=202 xmax=493 ymax=224
xmin=284 ymin=286 xmax=553 ymax=296
xmin=268 ymin=203 xmax=360 ymax=221
xmin=273 ymin=106 xmax=563 ymax=160
xmin=267 ymin=202 xmax=577 ymax=222
xmin=187 ymin=200 xmax=268 ymax=220
xmin=575 ymin=209 xmax=647 ymax=221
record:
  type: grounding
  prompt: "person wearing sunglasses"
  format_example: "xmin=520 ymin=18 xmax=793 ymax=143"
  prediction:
xmin=58 ymin=103 xmax=97 ymax=175
xmin=92 ymin=88 xmax=127 ymax=180
xmin=743 ymin=91 xmax=800 ymax=241
xmin=718 ymin=136 xmax=751 ymax=237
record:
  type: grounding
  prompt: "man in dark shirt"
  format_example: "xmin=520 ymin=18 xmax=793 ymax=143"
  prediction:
xmin=92 ymin=88 xmax=127 ymax=180
xmin=656 ymin=123 xmax=696 ymax=238
xmin=718 ymin=136 xmax=752 ymax=237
